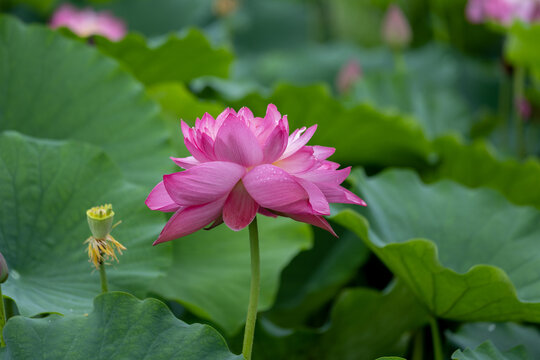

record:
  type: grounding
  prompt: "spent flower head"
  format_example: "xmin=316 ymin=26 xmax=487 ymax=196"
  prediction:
xmin=50 ymin=4 xmax=126 ymax=41
xmin=146 ymin=104 xmax=366 ymax=244
xmin=85 ymin=204 xmax=125 ymax=269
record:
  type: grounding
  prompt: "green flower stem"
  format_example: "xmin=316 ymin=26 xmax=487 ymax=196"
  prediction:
xmin=393 ymin=50 xmax=407 ymax=74
xmin=412 ymin=329 xmax=423 ymax=360
xmin=513 ymin=66 xmax=526 ymax=158
xmin=242 ymin=217 xmax=260 ymax=360
xmin=99 ymin=260 xmax=109 ymax=293
xmin=430 ymin=317 xmax=443 ymax=360
xmin=0 ymin=285 xmax=5 ymax=347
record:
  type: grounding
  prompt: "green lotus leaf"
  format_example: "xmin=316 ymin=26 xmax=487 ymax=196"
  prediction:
xmin=506 ymin=23 xmax=540 ymax=73
xmin=0 ymin=15 xmax=171 ymax=186
xmin=0 ymin=292 xmax=241 ymax=360
xmin=452 ymin=341 xmax=528 ymax=360
xmin=318 ymin=281 xmax=429 ymax=360
xmin=152 ymin=217 xmax=312 ymax=335
xmin=147 ymin=82 xmax=225 ymax=154
xmin=248 ymin=281 xmax=428 ymax=360
xmin=96 ymin=30 xmax=233 ymax=86
xmin=0 ymin=132 xmax=170 ymax=316
xmin=425 ymin=136 xmax=540 ymax=210
xmin=447 ymin=322 xmax=540 ymax=359
xmin=352 ymin=71 xmax=475 ymax=139
xmin=91 ymin=0 xmax=214 ymax=37
xmin=333 ymin=168 xmax=540 ymax=323
xmin=230 ymin=84 xmax=434 ymax=168
xmin=268 ymin=227 xmax=370 ymax=328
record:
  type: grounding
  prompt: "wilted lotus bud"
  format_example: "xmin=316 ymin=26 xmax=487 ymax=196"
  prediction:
xmin=0 ymin=252 xmax=8 ymax=284
xmin=85 ymin=204 xmax=125 ymax=269
xmin=382 ymin=4 xmax=412 ymax=51
xmin=336 ymin=60 xmax=362 ymax=94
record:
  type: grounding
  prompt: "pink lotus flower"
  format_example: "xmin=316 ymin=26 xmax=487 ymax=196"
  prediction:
xmin=146 ymin=105 xmax=366 ymax=244
xmin=466 ymin=0 xmax=540 ymax=25
xmin=50 ymin=4 xmax=126 ymax=41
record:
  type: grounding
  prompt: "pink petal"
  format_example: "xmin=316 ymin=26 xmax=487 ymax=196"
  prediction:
xmin=295 ymin=178 xmax=330 ymax=215
xmin=223 ymin=182 xmax=259 ymax=230
xmin=145 ymin=181 xmax=182 ymax=212
xmin=319 ymin=184 xmax=367 ymax=206
xmin=198 ymin=132 xmax=216 ymax=160
xmin=214 ymin=114 xmax=263 ymax=166
xmin=163 ymin=161 xmax=245 ymax=206
xmin=258 ymin=208 xmax=278 ymax=218
xmin=319 ymin=161 xmax=340 ymax=170
xmin=274 ymin=147 xmax=318 ymax=174
xmin=183 ymin=135 xmax=211 ymax=163
xmin=238 ymin=107 xmax=254 ymax=124
xmin=154 ymin=198 xmax=226 ymax=244
xmin=243 ymin=164 xmax=308 ymax=210
xmin=215 ymin=107 xmax=236 ymax=129
xmin=274 ymin=199 xmax=317 ymax=214
xmin=296 ymin=167 xmax=351 ymax=185
xmin=281 ymin=125 xmax=317 ymax=159
xmin=312 ymin=146 xmax=335 ymax=160
xmin=265 ymin=104 xmax=281 ymax=123
xmin=286 ymin=213 xmax=337 ymax=237
xmin=180 ymin=120 xmax=193 ymax=141
xmin=262 ymin=119 xmax=288 ymax=163
xmin=170 ymin=156 xmax=200 ymax=169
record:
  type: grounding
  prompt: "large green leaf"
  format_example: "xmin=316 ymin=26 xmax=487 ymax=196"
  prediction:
xmin=334 ymin=169 xmax=540 ymax=323
xmin=0 ymin=15 xmax=171 ymax=186
xmin=506 ymin=23 xmax=540 ymax=73
xmin=229 ymin=84 xmax=434 ymax=168
xmin=147 ymin=82 xmax=224 ymax=155
xmin=0 ymin=292 xmax=241 ymax=360
xmin=352 ymin=71 xmax=475 ymax=139
xmin=267 ymin=227 xmax=370 ymax=328
xmin=447 ymin=322 xmax=540 ymax=359
xmin=249 ymin=281 xmax=428 ymax=360
xmin=452 ymin=341 xmax=528 ymax=360
xmin=318 ymin=281 xmax=428 ymax=360
xmin=96 ymin=30 xmax=233 ymax=86
xmin=89 ymin=0 xmax=214 ymax=37
xmin=0 ymin=132 xmax=170 ymax=316
xmin=152 ymin=217 xmax=312 ymax=335
xmin=425 ymin=136 xmax=540 ymax=209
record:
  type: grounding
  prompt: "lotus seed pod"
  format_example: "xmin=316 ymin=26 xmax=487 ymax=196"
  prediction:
xmin=87 ymin=204 xmax=115 ymax=240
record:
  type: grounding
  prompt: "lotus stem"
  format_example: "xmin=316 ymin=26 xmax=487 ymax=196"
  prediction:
xmin=430 ymin=317 xmax=443 ymax=360
xmin=99 ymin=260 xmax=108 ymax=293
xmin=0 ymin=285 xmax=6 ymax=346
xmin=242 ymin=217 xmax=260 ymax=360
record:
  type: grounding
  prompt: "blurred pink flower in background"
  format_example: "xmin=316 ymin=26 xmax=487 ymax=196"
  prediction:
xmin=336 ymin=60 xmax=362 ymax=94
xmin=516 ymin=97 xmax=532 ymax=120
xmin=50 ymin=4 xmax=126 ymax=41
xmin=146 ymin=105 xmax=366 ymax=244
xmin=382 ymin=4 xmax=412 ymax=50
xmin=466 ymin=0 xmax=540 ymax=25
